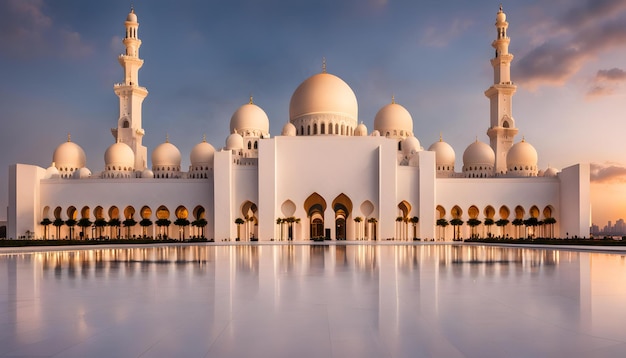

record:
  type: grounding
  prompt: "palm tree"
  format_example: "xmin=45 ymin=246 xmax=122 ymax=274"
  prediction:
xmin=286 ymin=216 xmax=296 ymax=241
xmin=155 ymin=218 xmax=171 ymax=239
xmin=52 ymin=218 xmax=64 ymax=239
xmin=139 ymin=218 xmax=152 ymax=238
xmin=275 ymin=218 xmax=283 ymax=241
xmin=123 ymin=218 xmax=137 ymax=239
xmin=450 ymin=218 xmax=463 ymax=241
xmin=77 ymin=218 xmax=92 ymax=240
xmin=367 ymin=217 xmax=378 ymax=241
xmin=495 ymin=219 xmax=509 ymax=238
xmin=523 ymin=217 xmax=539 ymax=239
xmin=174 ymin=218 xmax=190 ymax=241
xmin=94 ymin=218 xmax=107 ymax=239
xmin=484 ymin=218 xmax=495 ymax=238
xmin=395 ymin=216 xmax=403 ymax=240
xmin=467 ymin=218 xmax=481 ymax=239
xmin=191 ymin=218 xmax=207 ymax=238
xmin=236 ymin=218 xmax=245 ymax=241
xmin=108 ymin=218 xmax=121 ymax=239
xmin=65 ymin=218 xmax=77 ymax=240
xmin=512 ymin=218 xmax=524 ymax=239
xmin=544 ymin=217 xmax=557 ymax=238
xmin=40 ymin=218 xmax=52 ymax=240
xmin=410 ymin=216 xmax=419 ymax=240
xmin=436 ymin=218 xmax=449 ymax=241
xmin=354 ymin=216 xmax=363 ymax=240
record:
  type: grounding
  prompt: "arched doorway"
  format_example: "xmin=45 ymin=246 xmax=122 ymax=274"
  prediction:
xmin=304 ymin=193 xmax=326 ymax=240
xmin=332 ymin=194 xmax=353 ymax=240
xmin=397 ymin=200 xmax=412 ymax=241
xmin=241 ymin=201 xmax=258 ymax=241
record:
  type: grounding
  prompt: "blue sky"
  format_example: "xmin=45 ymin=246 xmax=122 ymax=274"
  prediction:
xmin=1 ymin=0 xmax=625 ymax=225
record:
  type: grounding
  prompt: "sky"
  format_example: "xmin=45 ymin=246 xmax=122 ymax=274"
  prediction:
xmin=0 ymin=0 xmax=625 ymax=227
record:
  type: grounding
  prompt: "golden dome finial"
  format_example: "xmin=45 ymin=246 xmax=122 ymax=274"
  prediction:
xmin=475 ymin=135 xmax=478 ymax=143
xmin=499 ymin=4 xmax=503 ymax=12
xmin=249 ymin=95 xmax=254 ymax=104
xmin=391 ymin=94 xmax=395 ymax=104
xmin=165 ymin=134 xmax=169 ymax=143
xmin=522 ymin=135 xmax=525 ymax=142
xmin=322 ymin=57 xmax=327 ymax=73
xmin=439 ymin=132 xmax=443 ymax=142
xmin=67 ymin=133 xmax=71 ymax=142
xmin=131 ymin=4 xmax=135 ymax=13
xmin=202 ymin=134 xmax=207 ymax=143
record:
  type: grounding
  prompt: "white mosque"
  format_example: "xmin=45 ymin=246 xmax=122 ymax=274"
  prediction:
xmin=7 ymin=7 xmax=590 ymax=241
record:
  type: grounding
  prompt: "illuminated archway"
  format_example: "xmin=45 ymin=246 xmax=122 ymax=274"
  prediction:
xmin=304 ymin=193 xmax=326 ymax=240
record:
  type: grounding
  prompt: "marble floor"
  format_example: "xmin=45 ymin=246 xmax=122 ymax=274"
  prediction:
xmin=1 ymin=243 xmax=626 ymax=357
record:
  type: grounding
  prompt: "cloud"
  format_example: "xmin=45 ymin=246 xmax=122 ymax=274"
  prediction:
xmin=516 ymin=0 xmax=626 ymax=89
xmin=0 ymin=0 xmax=92 ymax=59
xmin=591 ymin=162 xmax=626 ymax=183
xmin=586 ymin=67 xmax=626 ymax=98
xmin=419 ymin=18 xmax=473 ymax=48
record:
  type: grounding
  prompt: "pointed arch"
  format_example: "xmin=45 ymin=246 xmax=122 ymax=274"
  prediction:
xmin=514 ymin=205 xmax=525 ymax=219
xmin=124 ymin=206 xmax=136 ymax=219
xmin=281 ymin=199 xmax=296 ymax=217
xmin=156 ymin=206 xmax=169 ymax=219
xmin=436 ymin=205 xmax=446 ymax=219
xmin=42 ymin=206 xmax=50 ymax=219
xmin=468 ymin=205 xmax=479 ymax=219
xmin=397 ymin=200 xmax=411 ymax=219
xmin=451 ymin=205 xmax=463 ymax=219
xmin=529 ymin=205 xmax=540 ymax=218
xmin=67 ymin=206 xmax=77 ymax=220
xmin=332 ymin=194 xmax=353 ymax=240
xmin=543 ymin=206 xmax=554 ymax=219
xmin=193 ymin=206 xmax=205 ymax=220
xmin=175 ymin=206 xmax=189 ymax=219
xmin=54 ymin=206 xmax=62 ymax=219
xmin=304 ymin=193 xmax=327 ymax=239
xmin=484 ymin=205 xmax=495 ymax=219
xmin=360 ymin=200 xmax=374 ymax=217
xmin=140 ymin=206 xmax=152 ymax=219
xmin=499 ymin=205 xmax=510 ymax=219
xmin=94 ymin=206 xmax=104 ymax=220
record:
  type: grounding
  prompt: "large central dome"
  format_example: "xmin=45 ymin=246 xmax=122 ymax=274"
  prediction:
xmin=289 ymin=72 xmax=358 ymax=135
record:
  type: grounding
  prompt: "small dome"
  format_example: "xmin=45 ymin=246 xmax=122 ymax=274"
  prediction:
xmin=281 ymin=122 xmax=297 ymax=136
xmin=72 ymin=167 xmax=91 ymax=179
xmin=496 ymin=7 xmax=506 ymax=23
xmin=44 ymin=163 xmax=59 ymax=179
xmin=126 ymin=9 xmax=137 ymax=22
xmin=53 ymin=139 xmax=86 ymax=170
xmin=544 ymin=167 xmax=559 ymax=177
xmin=141 ymin=169 xmax=154 ymax=178
xmin=463 ymin=140 xmax=495 ymax=167
xmin=428 ymin=138 xmax=456 ymax=166
xmin=230 ymin=101 xmax=270 ymax=136
xmin=225 ymin=132 xmax=244 ymax=150
xmin=152 ymin=141 xmax=181 ymax=167
xmin=374 ymin=101 xmax=413 ymax=138
xmin=371 ymin=130 xmax=380 ymax=137
xmin=354 ymin=123 xmax=368 ymax=136
xmin=506 ymin=139 xmax=538 ymax=170
xmin=105 ymin=142 xmax=135 ymax=169
xmin=190 ymin=140 xmax=215 ymax=166
xmin=402 ymin=136 xmax=421 ymax=156
xmin=289 ymin=72 xmax=358 ymax=123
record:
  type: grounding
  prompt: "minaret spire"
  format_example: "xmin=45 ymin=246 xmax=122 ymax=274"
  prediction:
xmin=112 ymin=8 xmax=148 ymax=171
xmin=485 ymin=5 xmax=518 ymax=175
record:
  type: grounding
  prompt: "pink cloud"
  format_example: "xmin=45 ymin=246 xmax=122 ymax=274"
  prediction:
xmin=591 ymin=162 xmax=626 ymax=183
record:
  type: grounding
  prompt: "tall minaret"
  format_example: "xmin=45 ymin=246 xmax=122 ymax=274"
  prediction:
xmin=485 ymin=5 xmax=518 ymax=175
xmin=112 ymin=7 xmax=148 ymax=171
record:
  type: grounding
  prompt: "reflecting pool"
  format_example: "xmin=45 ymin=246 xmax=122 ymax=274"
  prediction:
xmin=1 ymin=244 xmax=626 ymax=357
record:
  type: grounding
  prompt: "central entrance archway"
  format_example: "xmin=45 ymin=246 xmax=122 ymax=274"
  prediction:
xmin=304 ymin=193 xmax=327 ymax=240
xmin=332 ymin=194 xmax=353 ymax=241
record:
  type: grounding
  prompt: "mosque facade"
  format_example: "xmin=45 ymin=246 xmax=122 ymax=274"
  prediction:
xmin=7 ymin=7 xmax=590 ymax=241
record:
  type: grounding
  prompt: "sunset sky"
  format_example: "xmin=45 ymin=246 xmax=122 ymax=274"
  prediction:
xmin=0 ymin=0 xmax=625 ymax=227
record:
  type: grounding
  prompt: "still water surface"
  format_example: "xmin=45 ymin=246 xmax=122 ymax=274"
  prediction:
xmin=1 ymin=244 xmax=626 ymax=357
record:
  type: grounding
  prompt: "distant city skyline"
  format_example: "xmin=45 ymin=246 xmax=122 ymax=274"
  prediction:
xmin=0 ymin=0 xmax=625 ymax=224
